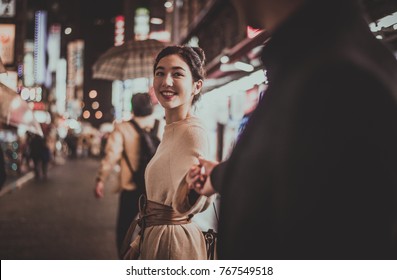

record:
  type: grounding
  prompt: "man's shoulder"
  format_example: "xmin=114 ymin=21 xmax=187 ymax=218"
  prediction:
xmin=111 ymin=121 xmax=135 ymax=137
xmin=114 ymin=120 xmax=133 ymax=128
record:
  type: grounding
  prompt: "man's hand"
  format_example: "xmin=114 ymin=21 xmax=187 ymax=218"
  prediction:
xmin=95 ymin=180 xmax=105 ymax=198
xmin=186 ymin=164 xmax=205 ymax=189
xmin=188 ymin=157 xmax=218 ymax=196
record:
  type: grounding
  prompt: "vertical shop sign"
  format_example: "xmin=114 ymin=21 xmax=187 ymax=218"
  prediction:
xmin=47 ymin=24 xmax=61 ymax=73
xmin=0 ymin=24 xmax=15 ymax=64
xmin=115 ymin=15 xmax=125 ymax=46
xmin=34 ymin=11 xmax=47 ymax=84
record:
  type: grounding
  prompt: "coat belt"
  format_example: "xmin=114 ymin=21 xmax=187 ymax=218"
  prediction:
xmin=121 ymin=194 xmax=192 ymax=259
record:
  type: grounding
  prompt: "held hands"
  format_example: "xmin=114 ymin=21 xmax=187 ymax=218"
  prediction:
xmin=186 ymin=164 xmax=206 ymax=188
xmin=186 ymin=157 xmax=218 ymax=196
xmin=95 ymin=180 xmax=105 ymax=198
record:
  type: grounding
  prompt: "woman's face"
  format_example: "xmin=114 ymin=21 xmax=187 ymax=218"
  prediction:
xmin=153 ymin=54 xmax=201 ymax=111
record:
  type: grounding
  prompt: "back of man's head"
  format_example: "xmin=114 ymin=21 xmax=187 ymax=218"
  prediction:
xmin=131 ymin=93 xmax=154 ymax=117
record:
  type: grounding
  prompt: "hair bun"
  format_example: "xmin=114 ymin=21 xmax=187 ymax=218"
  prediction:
xmin=192 ymin=47 xmax=206 ymax=65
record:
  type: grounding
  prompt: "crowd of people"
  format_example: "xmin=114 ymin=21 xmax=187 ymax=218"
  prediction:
xmin=0 ymin=125 xmax=106 ymax=186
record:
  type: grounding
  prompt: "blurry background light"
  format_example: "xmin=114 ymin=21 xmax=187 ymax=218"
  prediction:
xmin=164 ymin=1 xmax=173 ymax=8
xmin=66 ymin=118 xmax=80 ymax=130
xmin=95 ymin=111 xmax=103 ymax=119
xmin=21 ymin=88 xmax=30 ymax=100
xmin=220 ymin=55 xmax=230 ymax=63
xmin=35 ymin=91 xmax=42 ymax=102
xmin=29 ymin=88 xmax=35 ymax=100
xmin=83 ymin=110 xmax=90 ymax=119
xmin=88 ymin=90 xmax=97 ymax=98
xmin=33 ymin=110 xmax=51 ymax=124
xmin=91 ymin=101 xmax=99 ymax=109
xmin=64 ymin=27 xmax=72 ymax=35
xmin=115 ymin=18 xmax=124 ymax=28
xmin=234 ymin=61 xmax=254 ymax=72
xmin=10 ymin=98 xmax=22 ymax=110
xmin=150 ymin=17 xmax=163 ymax=25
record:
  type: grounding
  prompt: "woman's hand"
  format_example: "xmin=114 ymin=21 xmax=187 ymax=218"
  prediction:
xmin=186 ymin=164 xmax=205 ymax=189
xmin=187 ymin=157 xmax=218 ymax=196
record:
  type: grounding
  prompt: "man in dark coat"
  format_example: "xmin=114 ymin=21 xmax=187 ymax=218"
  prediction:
xmin=189 ymin=0 xmax=397 ymax=259
xmin=0 ymin=144 xmax=6 ymax=190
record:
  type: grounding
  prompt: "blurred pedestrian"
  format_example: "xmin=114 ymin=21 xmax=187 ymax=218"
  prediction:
xmin=41 ymin=137 xmax=51 ymax=180
xmin=122 ymin=45 xmax=216 ymax=260
xmin=21 ymin=132 xmax=32 ymax=171
xmin=29 ymin=134 xmax=50 ymax=180
xmin=95 ymin=92 xmax=163 ymax=258
xmin=65 ymin=130 xmax=78 ymax=159
xmin=81 ymin=136 xmax=89 ymax=157
xmin=189 ymin=0 xmax=397 ymax=259
xmin=0 ymin=144 xmax=6 ymax=190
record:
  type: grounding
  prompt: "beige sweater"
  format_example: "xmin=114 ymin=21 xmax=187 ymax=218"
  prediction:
xmin=96 ymin=115 xmax=163 ymax=192
xmin=139 ymin=116 xmax=215 ymax=259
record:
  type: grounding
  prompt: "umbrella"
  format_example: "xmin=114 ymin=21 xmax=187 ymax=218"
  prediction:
xmin=0 ymin=82 xmax=43 ymax=136
xmin=92 ymin=39 xmax=167 ymax=81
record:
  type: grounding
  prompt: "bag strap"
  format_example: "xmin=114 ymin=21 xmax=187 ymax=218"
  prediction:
xmin=130 ymin=118 xmax=160 ymax=136
xmin=122 ymin=149 xmax=135 ymax=173
xmin=121 ymin=121 xmax=137 ymax=173
xmin=129 ymin=118 xmax=144 ymax=135
xmin=151 ymin=119 xmax=160 ymax=135
xmin=122 ymin=118 xmax=159 ymax=174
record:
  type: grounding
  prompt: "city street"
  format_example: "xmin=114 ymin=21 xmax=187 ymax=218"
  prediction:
xmin=0 ymin=157 xmax=119 ymax=260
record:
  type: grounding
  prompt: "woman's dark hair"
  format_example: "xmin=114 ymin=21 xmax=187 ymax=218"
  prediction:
xmin=153 ymin=45 xmax=206 ymax=105
xmin=131 ymin=92 xmax=153 ymax=117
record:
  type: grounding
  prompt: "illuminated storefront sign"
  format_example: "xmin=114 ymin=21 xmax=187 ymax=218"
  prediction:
xmin=0 ymin=23 xmax=15 ymax=64
xmin=56 ymin=58 xmax=67 ymax=115
xmin=67 ymin=40 xmax=84 ymax=89
xmin=115 ymin=15 xmax=125 ymax=46
xmin=134 ymin=8 xmax=150 ymax=41
xmin=47 ymin=24 xmax=61 ymax=72
xmin=247 ymin=26 xmax=263 ymax=39
xmin=34 ymin=10 xmax=47 ymax=84
xmin=23 ymin=41 xmax=34 ymax=87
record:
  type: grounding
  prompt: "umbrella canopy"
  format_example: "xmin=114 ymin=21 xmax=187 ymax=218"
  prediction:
xmin=0 ymin=82 xmax=43 ymax=136
xmin=92 ymin=39 xmax=167 ymax=81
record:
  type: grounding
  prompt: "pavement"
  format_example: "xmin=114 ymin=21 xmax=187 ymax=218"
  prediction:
xmin=0 ymin=156 xmax=119 ymax=260
xmin=0 ymin=155 xmax=66 ymax=198
xmin=0 ymin=170 xmax=35 ymax=197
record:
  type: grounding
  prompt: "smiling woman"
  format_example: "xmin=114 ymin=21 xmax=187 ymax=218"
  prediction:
xmin=153 ymin=54 xmax=202 ymax=120
xmin=122 ymin=45 xmax=217 ymax=260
